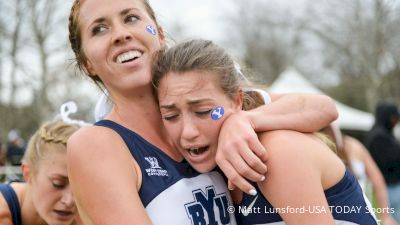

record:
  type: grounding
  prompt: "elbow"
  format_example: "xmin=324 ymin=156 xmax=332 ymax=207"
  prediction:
xmin=323 ymin=95 xmax=338 ymax=122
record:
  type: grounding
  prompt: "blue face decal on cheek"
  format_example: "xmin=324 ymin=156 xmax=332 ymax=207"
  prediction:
xmin=211 ymin=106 xmax=225 ymax=120
xmin=146 ymin=25 xmax=157 ymax=35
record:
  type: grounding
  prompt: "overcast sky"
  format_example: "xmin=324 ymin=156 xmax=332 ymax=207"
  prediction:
xmin=149 ymin=0 xmax=234 ymax=43
xmin=149 ymin=0 xmax=308 ymax=44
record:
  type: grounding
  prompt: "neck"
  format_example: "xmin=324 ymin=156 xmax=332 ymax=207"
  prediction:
xmin=107 ymin=88 xmax=182 ymax=161
xmin=20 ymin=186 xmax=46 ymax=225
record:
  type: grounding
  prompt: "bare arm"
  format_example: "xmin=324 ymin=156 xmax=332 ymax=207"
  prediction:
xmin=251 ymin=92 xmax=338 ymax=132
xmin=0 ymin=194 xmax=13 ymax=225
xmin=364 ymin=152 xmax=398 ymax=225
xmin=351 ymin=139 xmax=398 ymax=225
xmin=257 ymin=130 xmax=339 ymax=225
xmin=67 ymin=127 xmax=153 ymax=225
xmin=216 ymin=93 xmax=338 ymax=194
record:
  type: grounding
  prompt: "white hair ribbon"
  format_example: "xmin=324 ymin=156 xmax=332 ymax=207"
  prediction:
xmin=94 ymin=90 xmax=113 ymax=122
xmin=60 ymin=101 xmax=90 ymax=126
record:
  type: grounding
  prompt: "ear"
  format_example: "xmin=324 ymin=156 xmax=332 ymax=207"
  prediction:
xmin=21 ymin=163 xmax=32 ymax=183
xmin=234 ymin=88 xmax=244 ymax=110
xmin=81 ymin=60 xmax=96 ymax=77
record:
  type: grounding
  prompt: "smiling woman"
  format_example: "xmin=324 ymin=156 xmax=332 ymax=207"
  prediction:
xmin=0 ymin=121 xmax=81 ymax=225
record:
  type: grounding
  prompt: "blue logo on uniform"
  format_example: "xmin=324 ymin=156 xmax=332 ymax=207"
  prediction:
xmin=211 ymin=107 xmax=224 ymax=120
xmin=185 ymin=186 xmax=230 ymax=225
xmin=146 ymin=25 xmax=157 ymax=35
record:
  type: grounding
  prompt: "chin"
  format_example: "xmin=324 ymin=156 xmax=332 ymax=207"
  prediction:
xmin=192 ymin=163 xmax=216 ymax=174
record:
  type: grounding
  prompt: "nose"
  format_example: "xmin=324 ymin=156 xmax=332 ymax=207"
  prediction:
xmin=61 ymin=188 xmax=75 ymax=208
xmin=111 ymin=23 xmax=132 ymax=45
xmin=180 ymin=116 xmax=200 ymax=142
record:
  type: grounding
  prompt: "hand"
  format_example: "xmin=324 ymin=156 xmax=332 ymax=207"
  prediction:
xmin=215 ymin=111 xmax=268 ymax=195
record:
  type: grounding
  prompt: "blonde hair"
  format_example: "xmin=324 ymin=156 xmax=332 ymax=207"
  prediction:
xmin=22 ymin=121 xmax=80 ymax=173
xmin=314 ymin=132 xmax=337 ymax=154
xmin=152 ymin=39 xmax=261 ymax=109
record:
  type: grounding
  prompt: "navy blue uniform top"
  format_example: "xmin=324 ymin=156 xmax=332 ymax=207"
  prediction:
xmin=236 ymin=169 xmax=378 ymax=225
xmin=0 ymin=183 xmax=22 ymax=225
xmin=95 ymin=120 xmax=237 ymax=225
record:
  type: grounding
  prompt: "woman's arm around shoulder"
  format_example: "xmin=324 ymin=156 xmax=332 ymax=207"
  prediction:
xmin=256 ymin=130 xmax=342 ymax=225
xmin=215 ymin=93 xmax=338 ymax=193
xmin=67 ymin=126 xmax=153 ymax=225
xmin=251 ymin=92 xmax=338 ymax=132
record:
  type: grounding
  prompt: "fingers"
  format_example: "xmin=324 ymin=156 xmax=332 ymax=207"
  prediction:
xmin=227 ymin=180 xmax=236 ymax=190
xmin=239 ymin=144 xmax=268 ymax=176
xmin=233 ymin=132 xmax=268 ymax=177
xmin=231 ymin=150 xmax=266 ymax=182
xmin=217 ymin=139 xmax=266 ymax=182
xmin=217 ymin=160 xmax=257 ymax=195
xmin=248 ymin=136 xmax=268 ymax=163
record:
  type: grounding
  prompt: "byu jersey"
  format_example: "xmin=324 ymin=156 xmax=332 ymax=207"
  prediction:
xmin=236 ymin=169 xmax=378 ymax=225
xmin=95 ymin=120 xmax=236 ymax=225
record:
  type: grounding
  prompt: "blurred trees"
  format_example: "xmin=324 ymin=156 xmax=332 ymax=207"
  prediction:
xmin=303 ymin=0 xmax=400 ymax=111
xmin=1 ymin=0 xmax=399 ymax=141
xmin=0 ymin=0 xmax=95 ymax=141
xmin=226 ymin=0 xmax=294 ymax=84
xmin=226 ymin=0 xmax=400 ymax=112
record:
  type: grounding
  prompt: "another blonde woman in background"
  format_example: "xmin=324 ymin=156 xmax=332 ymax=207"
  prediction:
xmin=0 ymin=121 xmax=81 ymax=225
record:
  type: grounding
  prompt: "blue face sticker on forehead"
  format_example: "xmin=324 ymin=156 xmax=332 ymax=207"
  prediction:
xmin=146 ymin=25 xmax=157 ymax=35
xmin=211 ymin=106 xmax=225 ymax=120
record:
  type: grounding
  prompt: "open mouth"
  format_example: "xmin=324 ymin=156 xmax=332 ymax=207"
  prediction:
xmin=53 ymin=209 xmax=74 ymax=219
xmin=116 ymin=50 xmax=143 ymax=64
xmin=187 ymin=146 xmax=209 ymax=156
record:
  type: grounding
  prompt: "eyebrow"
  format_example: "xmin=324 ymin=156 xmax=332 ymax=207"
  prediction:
xmin=89 ymin=8 xmax=137 ymax=27
xmin=160 ymin=98 xmax=214 ymax=109
xmin=49 ymin=175 xmax=68 ymax=180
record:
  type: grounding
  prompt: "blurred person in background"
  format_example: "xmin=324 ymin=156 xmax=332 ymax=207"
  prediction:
xmin=343 ymin=136 xmax=398 ymax=225
xmin=0 ymin=137 xmax=6 ymax=182
xmin=0 ymin=120 xmax=81 ymax=225
xmin=323 ymin=123 xmax=398 ymax=225
xmin=0 ymin=137 xmax=6 ymax=167
xmin=365 ymin=101 xmax=400 ymax=223
xmin=6 ymin=130 xmax=25 ymax=166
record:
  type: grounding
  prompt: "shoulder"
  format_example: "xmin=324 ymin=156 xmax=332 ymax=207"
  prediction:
xmin=0 ymin=184 xmax=16 ymax=225
xmin=68 ymin=125 xmax=121 ymax=151
xmin=67 ymin=124 xmax=141 ymax=189
xmin=258 ymin=130 xmax=344 ymax=188
xmin=67 ymin=125 xmax=132 ymax=162
xmin=258 ymin=130 xmax=328 ymax=158
xmin=257 ymin=130 xmax=324 ymax=176
xmin=66 ymin=126 xmax=148 ymax=224
xmin=343 ymin=136 xmax=367 ymax=157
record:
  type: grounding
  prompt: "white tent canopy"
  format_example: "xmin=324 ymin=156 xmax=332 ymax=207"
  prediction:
xmin=268 ymin=68 xmax=374 ymax=131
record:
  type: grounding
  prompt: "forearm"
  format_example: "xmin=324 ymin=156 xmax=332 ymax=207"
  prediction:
xmin=361 ymin=149 xmax=396 ymax=221
xmin=249 ymin=93 xmax=338 ymax=132
xmin=374 ymin=189 xmax=392 ymax=219
xmin=368 ymin=165 xmax=392 ymax=218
